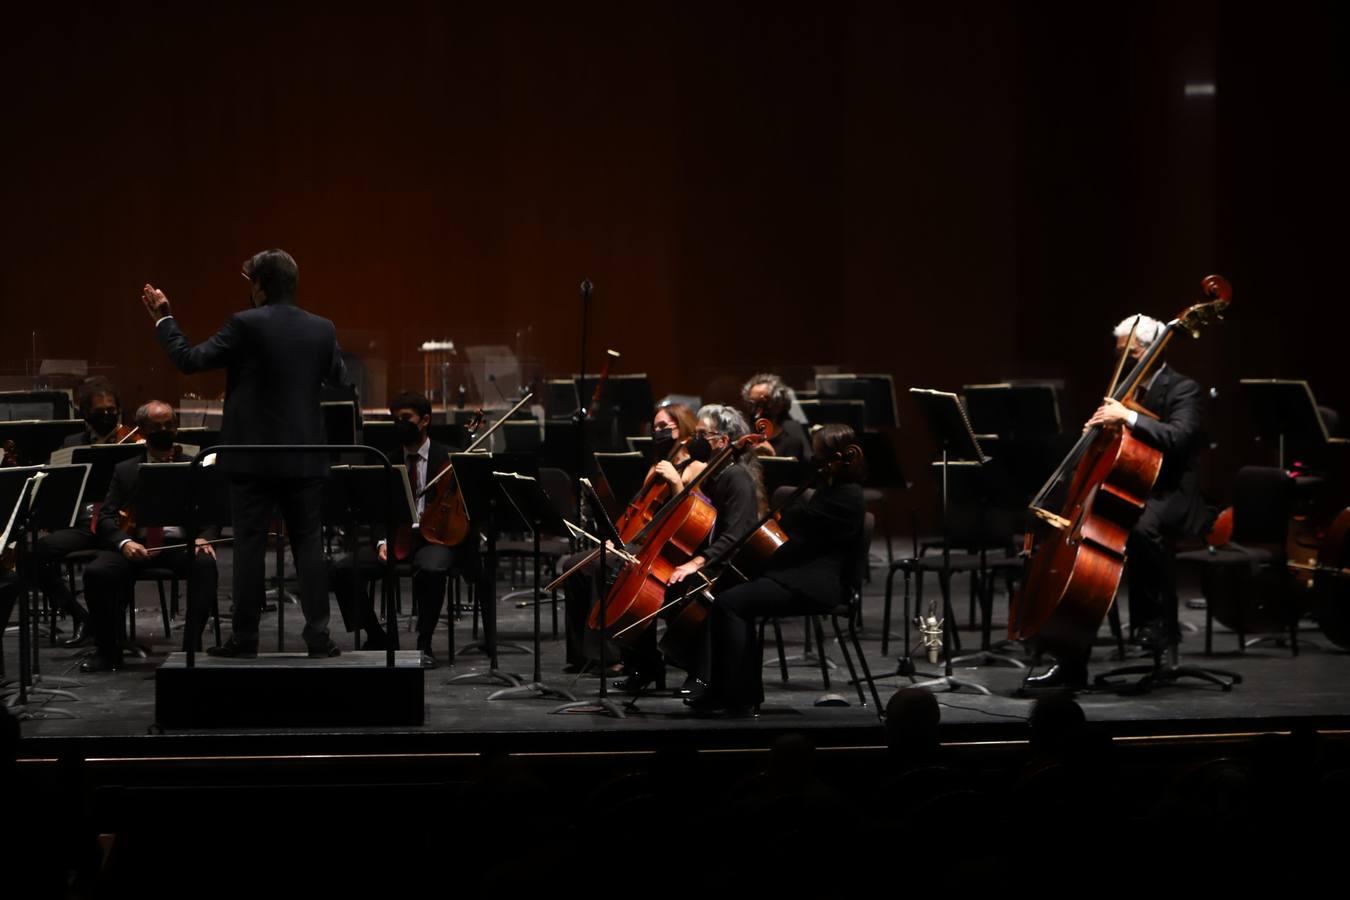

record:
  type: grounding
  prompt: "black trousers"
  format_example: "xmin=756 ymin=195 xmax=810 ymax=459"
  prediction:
xmin=1126 ymin=500 xmax=1178 ymax=633
xmin=329 ymin=535 xmax=474 ymax=649
xmin=33 ymin=526 xmax=99 ymax=621
xmin=711 ymin=577 xmax=830 ymax=707
xmin=82 ymin=547 xmax=218 ymax=661
xmin=230 ymin=476 xmax=328 ymax=649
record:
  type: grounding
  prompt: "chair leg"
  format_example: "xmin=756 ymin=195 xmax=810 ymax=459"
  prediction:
xmin=773 ymin=619 xmax=788 ymax=683
xmin=551 ymin=588 xmax=559 ymax=640
xmin=212 ymin=592 xmax=222 ymax=647
xmin=882 ymin=565 xmax=899 ymax=657
xmin=812 ymin=616 xmax=831 ymax=690
xmin=831 ymin=614 xmax=867 ymax=708
xmin=158 ymin=579 xmax=172 ymax=640
xmin=1205 ymin=603 xmax=1213 ymax=656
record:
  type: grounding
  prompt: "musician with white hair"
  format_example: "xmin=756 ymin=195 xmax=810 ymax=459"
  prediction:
xmin=1024 ymin=313 xmax=1209 ymax=691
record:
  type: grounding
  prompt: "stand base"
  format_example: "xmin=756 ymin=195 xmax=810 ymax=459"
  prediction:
xmin=155 ymin=651 xmax=425 ymax=728
xmin=456 ymin=640 xmax=532 ymax=657
xmin=948 ymin=650 xmax=1026 ymax=670
xmin=907 ymin=671 xmax=993 ymax=695
xmin=1094 ymin=661 xmax=1241 ymax=693
xmin=487 ymin=681 xmax=578 ymax=702
xmin=447 ymin=668 xmax=525 ymax=688
xmin=3 ymin=698 xmax=79 ymax=719
xmin=551 ymin=696 xmax=627 ymax=719
xmin=767 ymin=652 xmax=839 ymax=671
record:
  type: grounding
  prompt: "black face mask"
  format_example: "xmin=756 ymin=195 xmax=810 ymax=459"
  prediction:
xmin=652 ymin=427 xmax=676 ymax=452
xmin=146 ymin=430 xmax=177 ymax=452
xmin=688 ymin=435 xmax=713 ymax=463
xmin=395 ymin=419 xmax=423 ymax=447
xmin=87 ymin=410 xmax=119 ymax=435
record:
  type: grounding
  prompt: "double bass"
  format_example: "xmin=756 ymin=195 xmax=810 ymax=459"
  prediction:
xmin=1011 ymin=275 xmax=1232 ymax=653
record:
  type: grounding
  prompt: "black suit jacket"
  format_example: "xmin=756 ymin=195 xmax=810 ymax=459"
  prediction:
xmin=96 ymin=453 xmax=221 ymax=550
xmin=155 ymin=298 xmax=347 ymax=477
xmin=1129 ymin=365 xmax=1208 ymax=537
xmin=374 ymin=439 xmax=456 ymax=546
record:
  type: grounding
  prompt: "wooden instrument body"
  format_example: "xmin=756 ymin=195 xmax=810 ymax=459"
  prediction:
xmin=1013 ymin=424 xmax=1162 ymax=650
xmin=417 ymin=459 xmax=471 ymax=550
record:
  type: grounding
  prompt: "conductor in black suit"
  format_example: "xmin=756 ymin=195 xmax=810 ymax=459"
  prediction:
xmin=141 ymin=249 xmax=347 ymax=658
xmin=1024 ymin=314 xmax=1208 ymax=691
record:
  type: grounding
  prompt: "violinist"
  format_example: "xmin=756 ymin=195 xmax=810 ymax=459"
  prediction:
xmin=560 ymin=402 xmax=700 ymax=677
xmin=77 ymin=401 xmax=221 ymax=673
xmin=1023 ymin=314 xmax=1208 ymax=692
xmin=686 ymin=424 xmax=865 ymax=717
xmin=33 ymin=376 xmax=136 ymax=648
xmin=742 ymin=373 xmax=812 ymax=463
xmin=328 ymin=392 xmax=471 ymax=667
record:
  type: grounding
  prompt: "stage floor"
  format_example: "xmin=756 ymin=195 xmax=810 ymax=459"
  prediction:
xmin=8 ymin=545 xmax=1350 ymax=758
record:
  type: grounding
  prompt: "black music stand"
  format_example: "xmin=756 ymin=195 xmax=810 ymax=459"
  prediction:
xmin=0 ymin=390 xmax=73 ymax=421
xmin=903 ymin=389 xmax=992 ymax=695
xmin=0 ymin=420 xmax=86 ymax=466
xmin=486 ymin=472 xmax=577 ymax=703
xmin=593 ymin=452 xmax=647 ymax=516
xmin=326 ymin=464 xmax=415 ymax=650
xmin=70 ymin=444 xmax=146 ymax=509
xmin=1 ymin=468 xmax=81 ymax=717
xmin=24 ymin=463 xmax=92 ymax=648
xmin=552 ymin=477 xmax=626 ymax=719
xmin=446 ymin=451 xmax=532 ymax=688
xmin=1240 ymin=379 xmax=1348 ymax=468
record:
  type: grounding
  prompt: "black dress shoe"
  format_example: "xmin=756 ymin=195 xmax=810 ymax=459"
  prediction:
xmin=207 ymin=638 xmax=258 ymax=659
xmin=683 ymin=690 xmax=727 ymax=712
xmin=1134 ymin=622 xmax=1177 ymax=653
xmin=1020 ymin=662 xmax=1088 ymax=694
xmin=308 ymin=639 xmax=341 ymax=658
xmin=673 ymin=675 xmax=705 ymax=698
xmin=361 ymin=635 xmax=389 ymax=651
xmin=79 ymin=653 xmax=122 ymax=673
xmin=60 ymin=620 xmax=94 ymax=648
xmin=615 ymin=666 xmax=666 ymax=693
xmin=417 ymin=648 xmax=437 ymax=668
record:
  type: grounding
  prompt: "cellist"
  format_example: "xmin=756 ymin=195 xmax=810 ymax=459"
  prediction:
xmin=1023 ymin=314 xmax=1209 ymax=692
xmin=328 ymin=391 xmax=473 ymax=668
xmin=560 ymin=402 xmax=701 ymax=677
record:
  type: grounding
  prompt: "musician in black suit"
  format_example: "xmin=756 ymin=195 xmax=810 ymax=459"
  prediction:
xmin=329 ymin=392 xmax=473 ymax=667
xmin=1024 ymin=314 xmax=1208 ymax=691
xmin=78 ymin=401 xmax=220 ymax=672
xmin=141 ymin=249 xmax=347 ymax=658
xmin=742 ymin=373 xmax=813 ymax=464
xmin=33 ymin=377 xmax=130 ymax=647
xmin=687 ymin=423 xmax=865 ymax=716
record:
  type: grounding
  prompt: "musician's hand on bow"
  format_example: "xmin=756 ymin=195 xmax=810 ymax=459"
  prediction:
xmin=377 ymin=542 xmax=388 ymax=563
xmin=669 ymin=557 xmax=705 ymax=585
xmin=141 ymin=284 xmax=171 ymax=322
xmin=122 ymin=541 xmax=149 ymax=562
xmin=194 ymin=537 xmax=216 ymax=559
xmin=654 ymin=460 xmax=682 ymax=491
xmin=1086 ymin=397 xmax=1131 ymax=431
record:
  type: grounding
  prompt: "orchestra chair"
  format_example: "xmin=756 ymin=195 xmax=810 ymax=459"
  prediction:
xmin=1175 ymin=466 xmax=1300 ymax=656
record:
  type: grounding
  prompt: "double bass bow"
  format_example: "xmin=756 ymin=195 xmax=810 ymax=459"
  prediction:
xmin=417 ymin=391 xmax=535 ymax=549
xmin=1011 ymin=275 xmax=1232 ymax=653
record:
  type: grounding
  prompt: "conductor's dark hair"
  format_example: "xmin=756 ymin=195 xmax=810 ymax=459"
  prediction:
xmin=390 ymin=391 xmax=432 ymax=420
xmin=77 ymin=376 xmax=119 ymax=414
xmin=242 ymin=248 xmax=299 ymax=301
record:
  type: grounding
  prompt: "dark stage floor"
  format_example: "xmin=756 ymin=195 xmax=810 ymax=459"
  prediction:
xmin=7 ymin=542 xmax=1350 ymax=759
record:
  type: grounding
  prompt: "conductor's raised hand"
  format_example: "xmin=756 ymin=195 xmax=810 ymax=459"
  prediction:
xmin=141 ymin=283 xmax=171 ymax=322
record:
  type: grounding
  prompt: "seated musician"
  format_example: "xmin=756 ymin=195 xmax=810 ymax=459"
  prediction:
xmin=742 ymin=373 xmax=812 ymax=463
xmin=685 ymin=423 xmax=865 ymax=717
xmin=328 ymin=392 xmax=473 ymax=668
xmin=1023 ymin=314 xmax=1208 ymax=692
xmin=78 ymin=401 xmax=220 ymax=672
xmin=560 ymin=402 xmax=701 ymax=678
xmin=33 ymin=377 xmax=135 ymax=648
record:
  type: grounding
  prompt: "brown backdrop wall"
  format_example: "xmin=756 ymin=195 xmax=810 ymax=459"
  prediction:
xmin=3 ymin=1 xmax=1346 ymax=509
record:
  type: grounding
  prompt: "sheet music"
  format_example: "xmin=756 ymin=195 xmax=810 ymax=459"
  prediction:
xmin=1 ymin=471 xmax=47 ymax=551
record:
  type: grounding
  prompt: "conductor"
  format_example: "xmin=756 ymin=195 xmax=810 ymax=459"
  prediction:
xmin=140 ymin=249 xmax=348 ymax=658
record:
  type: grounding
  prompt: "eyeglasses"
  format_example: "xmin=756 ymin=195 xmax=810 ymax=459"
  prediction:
xmin=695 ymin=429 xmax=724 ymax=440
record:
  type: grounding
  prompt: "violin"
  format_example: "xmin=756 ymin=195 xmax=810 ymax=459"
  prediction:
xmin=614 ymin=433 xmax=692 ymax=544
xmin=586 ymin=419 xmax=774 ymax=645
xmin=1011 ymin=275 xmax=1232 ymax=654
xmin=416 ymin=392 xmax=535 ymax=551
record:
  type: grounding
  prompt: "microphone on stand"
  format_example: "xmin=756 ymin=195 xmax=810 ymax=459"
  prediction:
xmin=919 ymin=597 xmax=945 ymax=665
xmin=580 ymin=279 xmax=593 ymax=301
xmin=456 ymin=384 xmax=467 ymax=409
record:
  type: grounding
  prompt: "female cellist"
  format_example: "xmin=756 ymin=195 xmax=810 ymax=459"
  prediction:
xmin=560 ymin=402 xmax=699 ymax=675
xmin=685 ymin=423 xmax=866 ymax=717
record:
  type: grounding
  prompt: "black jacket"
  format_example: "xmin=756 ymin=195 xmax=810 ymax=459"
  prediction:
xmin=701 ymin=461 xmax=761 ymax=571
xmin=768 ymin=418 xmax=813 ymax=463
xmin=155 ymin=298 xmax=347 ymax=477
xmin=765 ymin=481 xmax=865 ymax=609
xmin=1129 ymin=365 xmax=1208 ymax=537
xmin=96 ymin=452 xmax=221 ymax=550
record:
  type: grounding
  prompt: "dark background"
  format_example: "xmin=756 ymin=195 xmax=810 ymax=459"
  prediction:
xmin=3 ymin=1 xmax=1346 ymax=509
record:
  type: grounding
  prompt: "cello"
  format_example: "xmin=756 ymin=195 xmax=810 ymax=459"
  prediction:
xmin=417 ymin=391 xmax=535 ymax=549
xmin=1011 ymin=275 xmax=1232 ymax=653
xmin=586 ymin=420 xmax=774 ymax=643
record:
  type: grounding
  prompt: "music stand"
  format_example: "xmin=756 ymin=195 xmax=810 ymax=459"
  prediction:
xmin=1240 ymin=379 xmax=1348 ymax=467
xmin=593 ymin=452 xmax=647 ymax=516
xmin=1 ymin=468 xmax=80 ymax=717
xmin=904 ymin=389 xmax=991 ymax=695
xmin=485 ymin=472 xmax=577 ymax=703
xmin=798 ymin=398 xmax=868 ymax=433
xmin=817 ymin=373 xmax=899 ymax=428
xmin=0 ymin=390 xmax=72 ymax=421
xmin=759 ymin=456 xmax=805 ymax=498
xmin=71 ymin=445 xmax=147 ymax=511
xmin=0 ymin=420 xmax=86 ymax=466
xmin=445 ymin=451 xmax=534 ymax=688
xmin=25 ymin=464 xmax=93 ymax=650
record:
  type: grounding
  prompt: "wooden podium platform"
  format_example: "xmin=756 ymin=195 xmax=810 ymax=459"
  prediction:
xmin=155 ymin=651 xmax=425 ymax=729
